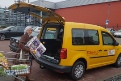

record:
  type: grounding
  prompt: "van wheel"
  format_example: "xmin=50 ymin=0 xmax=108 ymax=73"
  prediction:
xmin=69 ymin=61 xmax=85 ymax=81
xmin=114 ymin=54 xmax=121 ymax=67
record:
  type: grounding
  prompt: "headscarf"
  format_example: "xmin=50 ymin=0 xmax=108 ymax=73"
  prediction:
xmin=24 ymin=26 xmax=32 ymax=34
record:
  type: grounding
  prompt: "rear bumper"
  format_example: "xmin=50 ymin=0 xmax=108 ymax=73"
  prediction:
xmin=33 ymin=55 xmax=72 ymax=73
xmin=9 ymin=45 xmax=18 ymax=52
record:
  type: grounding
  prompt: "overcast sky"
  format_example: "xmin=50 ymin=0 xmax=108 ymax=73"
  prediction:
xmin=0 ymin=0 xmax=66 ymax=8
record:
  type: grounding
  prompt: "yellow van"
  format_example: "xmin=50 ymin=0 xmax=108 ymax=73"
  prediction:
xmin=9 ymin=2 xmax=121 ymax=81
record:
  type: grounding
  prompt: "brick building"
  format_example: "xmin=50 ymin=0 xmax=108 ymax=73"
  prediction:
xmin=32 ymin=0 xmax=121 ymax=30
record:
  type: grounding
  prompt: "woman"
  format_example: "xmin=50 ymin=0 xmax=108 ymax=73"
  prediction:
xmin=18 ymin=26 xmax=34 ymax=81
xmin=19 ymin=26 xmax=34 ymax=53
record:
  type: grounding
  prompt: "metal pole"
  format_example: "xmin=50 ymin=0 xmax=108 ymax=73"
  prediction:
xmin=0 ymin=9 xmax=1 ymax=26
xmin=4 ymin=7 xmax=6 ymax=26
xmin=9 ymin=11 xmax=10 ymax=26
xmin=19 ymin=13 xmax=21 ymax=26
xmin=106 ymin=3 xmax=110 ymax=28
xmin=16 ymin=12 xmax=18 ymax=26
xmin=107 ymin=4 xmax=110 ymax=20
xmin=25 ymin=14 xmax=26 ymax=26
xmin=14 ymin=0 xmax=16 ymax=3
xmin=40 ymin=11 xmax=42 ymax=26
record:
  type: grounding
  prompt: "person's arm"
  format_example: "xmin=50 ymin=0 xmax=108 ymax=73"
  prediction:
xmin=19 ymin=42 xmax=30 ymax=52
xmin=30 ymin=36 xmax=33 ymax=39
xmin=19 ymin=35 xmax=30 ymax=53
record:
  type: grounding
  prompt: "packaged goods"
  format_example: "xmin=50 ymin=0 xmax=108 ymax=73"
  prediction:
xmin=0 ymin=53 xmax=9 ymax=69
xmin=11 ymin=64 xmax=28 ymax=70
xmin=26 ymin=36 xmax=46 ymax=57
xmin=0 ymin=53 xmax=4 ymax=57
xmin=0 ymin=66 xmax=6 ymax=76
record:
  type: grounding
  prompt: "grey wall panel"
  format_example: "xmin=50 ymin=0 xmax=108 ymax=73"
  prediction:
xmin=55 ymin=0 xmax=119 ymax=9
xmin=31 ymin=0 xmax=119 ymax=9
xmin=31 ymin=0 xmax=55 ymax=9
xmin=31 ymin=1 xmax=40 ymax=6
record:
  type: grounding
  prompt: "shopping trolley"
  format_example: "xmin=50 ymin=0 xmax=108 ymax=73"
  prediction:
xmin=0 ymin=52 xmax=33 ymax=81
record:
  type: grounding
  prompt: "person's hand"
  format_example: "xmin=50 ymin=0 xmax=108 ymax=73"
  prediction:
xmin=30 ymin=49 xmax=36 ymax=54
xmin=30 ymin=49 xmax=34 ymax=54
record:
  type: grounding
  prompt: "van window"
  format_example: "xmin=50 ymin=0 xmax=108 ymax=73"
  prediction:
xmin=41 ymin=24 xmax=63 ymax=39
xmin=85 ymin=30 xmax=99 ymax=45
xmin=44 ymin=31 xmax=55 ymax=39
xmin=72 ymin=29 xmax=85 ymax=45
xmin=102 ymin=31 xmax=114 ymax=45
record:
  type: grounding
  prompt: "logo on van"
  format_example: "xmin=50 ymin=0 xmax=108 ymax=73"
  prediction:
xmin=87 ymin=51 xmax=98 ymax=55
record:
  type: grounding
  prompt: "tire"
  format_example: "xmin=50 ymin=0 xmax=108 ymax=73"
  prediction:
xmin=0 ymin=34 xmax=5 ymax=40
xmin=114 ymin=54 xmax=121 ymax=67
xmin=69 ymin=61 xmax=85 ymax=81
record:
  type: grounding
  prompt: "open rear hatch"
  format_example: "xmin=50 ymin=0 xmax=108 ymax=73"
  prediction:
xmin=8 ymin=2 xmax=65 ymax=24
xmin=9 ymin=2 xmax=65 ymax=64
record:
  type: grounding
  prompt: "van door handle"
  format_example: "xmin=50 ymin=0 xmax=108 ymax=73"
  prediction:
xmin=99 ymin=50 xmax=102 ymax=51
xmin=104 ymin=50 xmax=107 ymax=51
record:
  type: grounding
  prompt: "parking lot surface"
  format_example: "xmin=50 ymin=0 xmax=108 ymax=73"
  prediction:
xmin=0 ymin=38 xmax=121 ymax=81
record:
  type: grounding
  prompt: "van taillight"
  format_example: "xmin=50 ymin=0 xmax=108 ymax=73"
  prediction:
xmin=60 ymin=48 xmax=67 ymax=59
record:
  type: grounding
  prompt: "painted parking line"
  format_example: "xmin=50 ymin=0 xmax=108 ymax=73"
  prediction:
xmin=0 ymin=51 xmax=4 ymax=53
xmin=7 ymin=52 xmax=14 ymax=53
xmin=0 ymin=51 xmax=15 ymax=54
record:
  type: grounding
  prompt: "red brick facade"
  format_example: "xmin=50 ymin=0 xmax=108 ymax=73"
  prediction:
xmin=55 ymin=1 xmax=121 ymax=30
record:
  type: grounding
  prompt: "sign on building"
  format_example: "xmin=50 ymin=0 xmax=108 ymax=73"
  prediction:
xmin=26 ymin=15 xmax=31 ymax=22
xmin=106 ymin=20 xmax=109 ymax=25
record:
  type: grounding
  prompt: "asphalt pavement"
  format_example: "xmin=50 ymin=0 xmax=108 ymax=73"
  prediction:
xmin=0 ymin=37 xmax=121 ymax=81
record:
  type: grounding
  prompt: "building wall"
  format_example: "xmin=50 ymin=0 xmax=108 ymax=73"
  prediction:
xmin=0 ymin=8 xmax=26 ymax=26
xmin=55 ymin=1 xmax=121 ymax=30
xmin=0 ymin=8 xmax=41 ymax=27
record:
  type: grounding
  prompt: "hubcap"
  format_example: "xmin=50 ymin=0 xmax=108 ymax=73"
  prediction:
xmin=0 ymin=35 xmax=5 ymax=40
xmin=118 ymin=56 xmax=121 ymax=65
xmin=74 ymin=64 xmax=84 ymax=78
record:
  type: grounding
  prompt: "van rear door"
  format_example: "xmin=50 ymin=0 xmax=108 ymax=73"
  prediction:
xmin=8 ymin=2 xmax=65 ymax=25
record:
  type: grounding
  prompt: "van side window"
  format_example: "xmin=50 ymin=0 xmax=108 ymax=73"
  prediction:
xmin=102 ymin=31 xmax=114 ymax=45
xmin=72 ymin=29 xmax=85 ymax=45
xmin=85 ymin=30 xmax=99 ymax=45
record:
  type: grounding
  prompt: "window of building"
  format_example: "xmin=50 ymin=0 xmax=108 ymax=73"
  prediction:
xmin=102 ymin=31 xmax=114 ymax=45
xmin=72 ymin=29 xmax=85 ymax=45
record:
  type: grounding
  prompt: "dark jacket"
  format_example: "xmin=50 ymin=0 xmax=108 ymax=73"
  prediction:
xmin=18 ymin=33 xmax=32 ymax=53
